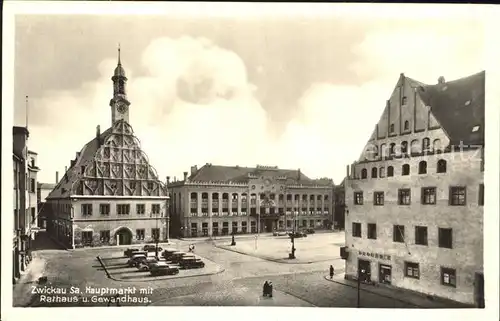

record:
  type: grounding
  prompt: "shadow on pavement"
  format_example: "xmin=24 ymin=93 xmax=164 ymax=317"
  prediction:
xmin=30 ymin=231 xmax=67 ymax=251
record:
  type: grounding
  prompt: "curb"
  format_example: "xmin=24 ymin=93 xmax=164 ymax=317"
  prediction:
xmin=98 ymin=256 xmax=225 ymax=283
xmin=323 ymin=275 xmax=421 ymax=308
xmin=216 ymin=245 xmax=340 ymax=265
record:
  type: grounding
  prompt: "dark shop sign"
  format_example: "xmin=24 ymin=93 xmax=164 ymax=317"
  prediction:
xmin=358 ymin=250 xmax=391 ymax=261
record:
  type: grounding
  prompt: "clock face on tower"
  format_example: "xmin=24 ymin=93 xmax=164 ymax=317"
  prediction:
xmin=116 ymin=102 xmax=126 ymax=114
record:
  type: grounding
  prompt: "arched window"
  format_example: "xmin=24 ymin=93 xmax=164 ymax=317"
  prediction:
xmin=410 ymin=139 xmax=420 ymax=154
xmin=402 ymin=164 xmax=410 ymax=176
xmin=389 ymin=143 xmax=396 ymax=156
xmin=422 ymin=138 xmax=431 ymax=152
xmin=433 ymin=139 xmax=442 ymax=153
xmin=404 ymin=120 xmax=410 ymax=131
xmin=190 ymin=192 xmax=197 ymax=200
xmin=222 ymin=193 xmax=229 ymax=200
xmin=212 ymin=192 xmax=219 ymax=200
xmin=371 ymin=167 xmax=378 ymax=178
xmin=401 ymin=141 xmax=408 ymax=154
xmin=402 ymin=96 xmax=408 ymax=105
xmin=379 ymin=167 xmax=385 ymax=178
xmin=418 ymin=161 xmax=427 ymax=174
xmin=390 ymin=124 xmax=395 ymax=133
xmin=202 ymin=192 xmax=208 ymax=199
xmin=361 ymin=168 xmax=367 ymax=179
xmin=365 ymin=144 xmax=378 ymax=161
xmin=380 ymin=143 xmax=387 ymax=158
xmin=387 ymin=166 xmax=394 ymax=177
xmin=437 ymin=159 xmax=447 ymax=173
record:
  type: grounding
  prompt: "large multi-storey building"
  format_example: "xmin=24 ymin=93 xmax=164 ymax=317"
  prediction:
xmin=342 ymin=71 xmax=485 ymax=306
xmin=168 ymin=164 xmax=334 ymax=238
xmin=13 ymin=126 xmax=39 ymax=282
xmin=45 ymin=49 xmax=169 ymax=248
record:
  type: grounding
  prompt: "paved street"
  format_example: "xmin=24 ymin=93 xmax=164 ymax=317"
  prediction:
xmin=13 ymin=231 xmax=458 ymax=308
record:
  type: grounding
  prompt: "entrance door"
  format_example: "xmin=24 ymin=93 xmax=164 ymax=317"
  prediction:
xmin=358 ymin=259 xmax=371 ymax=282
xmin=475 ymin=272 xmax=485 ymax=308
xmin=379 ymin=264 xmax=392 ymax=285
xmin=116 ymin=228 xmax=132 ymax=245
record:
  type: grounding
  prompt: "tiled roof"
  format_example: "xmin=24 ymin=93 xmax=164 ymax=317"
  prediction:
xmin=46 ymin=127 xmax=113 ymax=199
xmin=417 ymin=71 xmax=485 ymax=146
xmin=186 ymin=164 xmax=332 ymax=186
xmin=37 ymin=182 xmax=57 ymax=190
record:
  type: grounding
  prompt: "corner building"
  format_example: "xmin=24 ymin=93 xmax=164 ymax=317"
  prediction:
xmin=168 ymin=165 xmax=334 ymax=238
xmin=46 ymin=49 xmax=169 ymax=248
xmin=342 ymin=72 xmax=485 ymax=306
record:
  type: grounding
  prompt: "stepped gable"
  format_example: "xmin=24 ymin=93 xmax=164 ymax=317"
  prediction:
xmin=47 ymin=120 xmax=167 ymax=199
xmin=417 ymin=71 xmax=485 ymax=146
xmin=187 ymin=164 xmax=331 ymax=186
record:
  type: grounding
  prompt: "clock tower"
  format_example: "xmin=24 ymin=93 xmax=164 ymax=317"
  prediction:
xmin=110 ymin=45 xmax=131 ymax=125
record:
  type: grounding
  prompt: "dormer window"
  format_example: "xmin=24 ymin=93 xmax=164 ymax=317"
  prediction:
xmin=404 ymin=121 xmax=410 ymax=131
xmin=401 ymin=96 xmax=407 ymax=105
xmin=472 ymin=125 xmax=480 ymax=132
xmin=389 ymin=124 xmax=395 ymax=133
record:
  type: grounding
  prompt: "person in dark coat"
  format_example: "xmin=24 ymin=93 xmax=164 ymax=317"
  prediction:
xmin=329 ymin=265 xmax=334 ymax=279
xmin=263 ymin=281 xmax=269 ymax=297
xmin=268 ymin=281 xmax=273 ymax=297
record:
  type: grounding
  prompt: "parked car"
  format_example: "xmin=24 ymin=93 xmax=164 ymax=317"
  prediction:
xmin=179 ymin=257 xmax=205 ymax=269
xmin=288 ymin=231 xmax=307 ymax=238
xmin=149 ymin=262 xmax=180 ymax=276
xmin=136 ymin=257 xmax=159 ymax=271
xmin=169 ymin=252 xmax=192 ymax=264
xmin=124 ymin=248 xmax=143 ymax=257
xmin=143 ymin=245 xmax=163 ymax=253
xmin=305 ymin=228 xmax=315 ymax=234
xmin=161 ymin=248 xmax=179 ymax=260
xmin=273 ymin=230 xmax=289 ymax=236
xmin=127 ymin=253 xmax=147 ymax=267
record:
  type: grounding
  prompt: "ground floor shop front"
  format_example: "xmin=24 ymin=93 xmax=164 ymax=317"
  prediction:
xmin=343 ymin=248 xmax=484 ymax=307
xmin=48 ymin=217 xmax=170 ymax=248
xmin=182 ymin=215 xmax=331 ymax=237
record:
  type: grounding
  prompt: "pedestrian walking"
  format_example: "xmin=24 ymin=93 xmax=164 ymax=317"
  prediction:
xmin=263 ymin=281 xmax=269 ymax=297
xmin=268 ymin=281 xmax=273 ymax=297
xmin=329 ymin=265 xmax=334 ymax=279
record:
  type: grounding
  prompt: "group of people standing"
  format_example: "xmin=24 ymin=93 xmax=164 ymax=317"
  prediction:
xmin=263 ymin=281 xmax=273 ymax=297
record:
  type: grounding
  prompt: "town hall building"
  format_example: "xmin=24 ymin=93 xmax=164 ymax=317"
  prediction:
xmin=168 ymin=164 xmax=334 ymax=238
xmin=45 ymin=48 xmax=169 ymax=248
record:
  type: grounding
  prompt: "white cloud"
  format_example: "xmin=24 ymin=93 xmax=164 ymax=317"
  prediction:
xmin=29 ymin=22 xmax=484 ymax=185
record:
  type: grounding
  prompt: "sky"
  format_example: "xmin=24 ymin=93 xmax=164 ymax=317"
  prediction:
xmin=12 ymin=5 xmax=486 ymax=185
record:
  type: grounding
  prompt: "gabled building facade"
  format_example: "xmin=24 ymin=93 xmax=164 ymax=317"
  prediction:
xmin=168 ymin=164 xmax=334 ymax=238
xmin=342 ymin=71 xmax=485 ymax=306
xmin=45 ymin=49 xmax=169 ymax=248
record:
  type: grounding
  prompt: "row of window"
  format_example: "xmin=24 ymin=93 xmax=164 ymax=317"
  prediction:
xmin=83 ymin=228 xmax=161 ymax=243
xmin=360 ymin=159 xmax=447 ymax=179
xmin=81 ymin=203 xmax=162 ymax=216
xmin=367 ymin=137 xmax=444 ymax=159
xmin=190 ymin=220 xmax=326 ymax=229
xmin=354 ymin=185 xmax=484 ymax=206
xmin=190 ymin=192 xmax=330 ymax=201
xmin=404 ymin=262 xmax=457 ymax=288
xmin=352 ymin=223 xmax=453 ymax=248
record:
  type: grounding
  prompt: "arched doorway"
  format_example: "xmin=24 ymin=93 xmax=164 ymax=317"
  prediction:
xmin=115 ymin=227 xmax=132 ymax=246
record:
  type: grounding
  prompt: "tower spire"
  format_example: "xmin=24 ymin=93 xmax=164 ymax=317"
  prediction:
xmin=117 ymin=43 xmax=121 ymax=65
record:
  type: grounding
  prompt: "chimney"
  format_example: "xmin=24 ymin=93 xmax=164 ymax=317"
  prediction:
xmin=166 ymin=176 xmax=170 ymax=185
xmin=56 ymin=171 xmax=59 ymax=184
xmin=297 ymin=168 xmax=301 ymax=180
xmin=346 ymin=165 xmax=349 ymax=179
xmin=191 ymin=165 xmax=198 ymax=175
xmin=183 ymin=171 xmax=188 ymax=181
xmin=438 ymin=76 xmax=445 ymax=84
xmin=174 ymin=176 xmax=177 ymax=182
xmin=65 ymin=166 xmax=68 ymax=173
